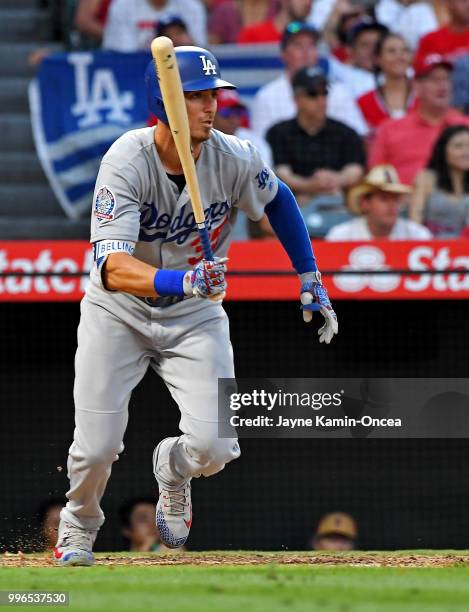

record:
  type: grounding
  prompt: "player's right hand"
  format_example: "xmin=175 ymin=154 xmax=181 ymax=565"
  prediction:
xmin=186 ymin=257 xmax=228 ymax=298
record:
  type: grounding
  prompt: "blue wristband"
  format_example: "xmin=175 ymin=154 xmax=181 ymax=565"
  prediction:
xmin=154 ymin=269 xmax=186 ymax=297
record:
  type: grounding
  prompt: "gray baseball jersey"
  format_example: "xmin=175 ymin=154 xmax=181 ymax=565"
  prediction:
xmin=60 ymin=126 xmax=278 ymax=533
xmin=89 ymin=126 xmax=277 ymax=281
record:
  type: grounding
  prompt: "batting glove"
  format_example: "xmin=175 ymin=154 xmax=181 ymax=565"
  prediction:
xmin=185 ymin=257 xmax=228 ymax=298
xmin=300 ymin=271 xmax=338 ymax=344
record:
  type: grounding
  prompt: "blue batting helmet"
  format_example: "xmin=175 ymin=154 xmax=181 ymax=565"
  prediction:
xmin=145 ymin=46 xmax=236 ymax=124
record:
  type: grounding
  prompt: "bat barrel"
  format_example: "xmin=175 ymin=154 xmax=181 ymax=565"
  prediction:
xmin=151 ymin=36 xmax=207 ymax=227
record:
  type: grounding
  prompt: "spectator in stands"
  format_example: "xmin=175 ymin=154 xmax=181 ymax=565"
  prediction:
xmin=75 ymin=0 xmax=113 ymax=44
xmin=357 ymin=32 xmax=417 ymax=139
xmin=347 ymin=18 xmax=389 ymax=73
xmin=312 ymin=512 xmax=357 ymax=551
xmin=410 ymin=125 xmax=469 ymax=236
xmin=266 ymin=66 xmax=365 ymax=205
xmin=237 ymin=0 xmax=311 ymax=44
xmin=379 ymin=0 xmax=448 ymax=51
xmin=326 ymin=165 xmax=432 ymax=239
xmin=369 ymin=55 xmax=469 ymax=185
xmin=322 ymin=0 xmax=369 ymax=63
xmin=307 ymin=0 xmax=343 ymax=31
xmin=156 ymin=15 xmax=193 ymax=46
xmin=35 ymin=498 xmax=65 ymax=551
xmin=375 ymin=0 xmax=408 ymax=30
xmin=414 ymin=0 xmax=469 ymax=66
xmin=214 ymin=90 xmax=272 ymax=164
xmin=251 ymin=22 xmax=368 ymax=138
xmin=208 ymin=0 xmax=278 ymax=44
xmin=103 ymin=0 xmax=206 ymax=50
xmin=30 ymin=0 xmax=113 ymax=64
xmin=120 ymin=497 xmax=173 ymax=552
xmin=330 ymin=18 xmax=389 ymax=99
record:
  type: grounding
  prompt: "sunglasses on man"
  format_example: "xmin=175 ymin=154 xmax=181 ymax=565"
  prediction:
xmin=304 ymin=86 xmax=329 ymax=98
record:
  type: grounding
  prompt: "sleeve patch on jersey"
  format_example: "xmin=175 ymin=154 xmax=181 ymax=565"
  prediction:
xmin=95 ymin=186 xmax=116 ymax=221
xmin=93 ymin=240 xmax=135 ymax=266
xmin=255 ymin=168 xmax=272 ymax=191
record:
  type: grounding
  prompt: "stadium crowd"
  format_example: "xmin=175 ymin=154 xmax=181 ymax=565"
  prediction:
xmin=33 ymin=498 xmax=357 ymax=552
xmin=34 ymin=497 xmax=183 ymax=552
xmin=48 ymin=0 xmax=469 ymax=239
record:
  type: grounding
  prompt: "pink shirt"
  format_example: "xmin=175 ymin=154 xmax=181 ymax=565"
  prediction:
xmin=368 ymin=109 xmax=469 ymax=184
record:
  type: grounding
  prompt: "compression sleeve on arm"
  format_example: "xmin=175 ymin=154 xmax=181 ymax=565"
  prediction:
xmin=264 ymin=179 xmax=317 ymax=273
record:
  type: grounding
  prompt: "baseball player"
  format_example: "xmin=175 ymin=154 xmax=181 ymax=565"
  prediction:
xmin=53 ymin=46 xmax=338 ymax=566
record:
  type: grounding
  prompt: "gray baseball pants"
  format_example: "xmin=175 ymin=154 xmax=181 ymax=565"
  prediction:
xmin=60 ymin=292 xmax=240 ymax=531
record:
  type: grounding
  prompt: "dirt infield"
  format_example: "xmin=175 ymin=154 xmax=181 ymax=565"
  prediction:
xmin=2 ymin=551 xmax=469 ymax=568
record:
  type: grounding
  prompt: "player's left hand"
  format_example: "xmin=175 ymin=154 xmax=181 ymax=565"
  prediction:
xmin=300 ymin=272 xmax=338 ymax=344
xmin=189 ymin=257 xmax=228 ymax=298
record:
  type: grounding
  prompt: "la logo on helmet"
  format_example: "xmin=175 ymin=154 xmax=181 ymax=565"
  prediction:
xmin=200 ymin=55 xmax=217 ymax=75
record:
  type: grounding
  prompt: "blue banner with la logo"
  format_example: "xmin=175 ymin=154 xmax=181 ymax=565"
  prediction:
xmin=29 ymin=51 xmax=151 ymax=219
xmin=29 ymin=47 xmax=284 ymax=220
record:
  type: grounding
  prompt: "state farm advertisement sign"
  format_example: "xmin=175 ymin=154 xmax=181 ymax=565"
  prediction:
xmin=227 ymin=240 xmax=469 ymax=300
xmin=329 ymin=242 xmax=469 ymax=298
xmin=0 ymin=240 xmax=467 ymax=301
xmin=0 ymin=241 xmax=93 ymax=301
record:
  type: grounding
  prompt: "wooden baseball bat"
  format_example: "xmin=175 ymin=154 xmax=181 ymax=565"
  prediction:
xmin=151 ymin=36 xmax=215 ymax=263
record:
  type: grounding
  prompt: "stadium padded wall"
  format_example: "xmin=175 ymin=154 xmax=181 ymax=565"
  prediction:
xmin=1 ymin=300 xmax=468 ymax=552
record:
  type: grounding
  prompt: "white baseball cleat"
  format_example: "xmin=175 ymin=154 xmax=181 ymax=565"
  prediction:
xmin=153 ymin=439 xmax=192 ymax=548
xmin=156 ymin=482 xmax=192 ymax=548
xmin=53 ymin=520 xmax=97 ymax=566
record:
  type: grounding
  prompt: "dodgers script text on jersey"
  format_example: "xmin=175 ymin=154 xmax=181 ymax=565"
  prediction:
xmin=89 ymin=127 xmax=277 ymax=274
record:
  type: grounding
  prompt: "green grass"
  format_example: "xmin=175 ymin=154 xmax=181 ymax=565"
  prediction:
xmin=2 ymin=553 xmax=469 ymax=612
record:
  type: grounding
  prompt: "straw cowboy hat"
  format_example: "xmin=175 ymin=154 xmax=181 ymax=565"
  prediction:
xmin=347 ymin=165 xmax=413 ymax=214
